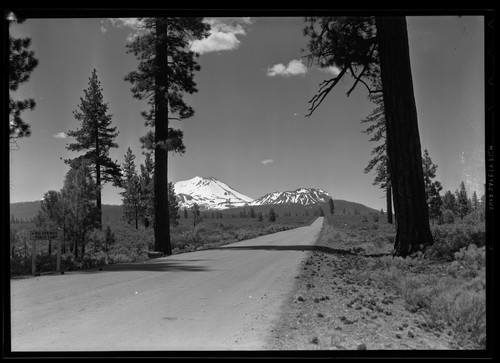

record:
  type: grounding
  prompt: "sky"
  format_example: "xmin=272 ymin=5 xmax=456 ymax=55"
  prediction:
xmin=8 ymin=13 xmax=486 ymax=211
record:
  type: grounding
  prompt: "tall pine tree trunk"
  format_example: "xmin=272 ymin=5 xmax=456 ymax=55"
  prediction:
xmin=376 ymin=16 xmax=433 ymax=257
xmin=154 ymin=19 xmax=172 ymax=255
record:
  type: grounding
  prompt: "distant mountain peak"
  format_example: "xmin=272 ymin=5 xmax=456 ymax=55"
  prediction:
xmin=250 ymin=187 xmax=331 ymax=206
xmin=174 ymin=176 xmax=253 ymax=210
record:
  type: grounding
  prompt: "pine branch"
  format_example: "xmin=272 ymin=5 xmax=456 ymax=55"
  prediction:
xmin=306 ymin=65 xmax=349 ymax=117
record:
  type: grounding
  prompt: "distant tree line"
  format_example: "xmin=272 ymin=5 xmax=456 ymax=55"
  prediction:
xmin=10 ymin=215 xmax=36 ymax=224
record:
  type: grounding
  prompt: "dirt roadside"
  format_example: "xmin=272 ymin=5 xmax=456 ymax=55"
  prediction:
xmin=265 ymin=225 xmax=462 ymax=351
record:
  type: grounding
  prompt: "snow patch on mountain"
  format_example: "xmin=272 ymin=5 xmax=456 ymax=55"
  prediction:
xmin=174 ymin=176 xmax=253 ymax=210
xmin=250 ymin=188 xmax=331 ymax=206
xmin=173 ymin=176 xmax=331 ymax=210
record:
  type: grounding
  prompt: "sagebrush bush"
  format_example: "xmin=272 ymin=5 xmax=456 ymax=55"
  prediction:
xmin=429 ymin=273 xmax=486 ymax=349
xmin=427 ymin=223 xmax=485 ymax=261
xmin=447 ymin=244 xmax=485 ymax=278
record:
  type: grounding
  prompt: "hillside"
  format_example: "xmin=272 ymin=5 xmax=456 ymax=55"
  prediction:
xmin=9 ymin=202 xmax=123 ymax=225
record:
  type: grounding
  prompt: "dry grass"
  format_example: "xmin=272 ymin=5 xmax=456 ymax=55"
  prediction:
xmin=315 ymin=215 xmax=487 ymax=349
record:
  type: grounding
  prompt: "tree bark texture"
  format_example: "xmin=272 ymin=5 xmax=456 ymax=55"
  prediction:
xmin=154 ymin=19 xmax=172 ymax=255
xmin=376 ymin=16 xmax=434 ymax=256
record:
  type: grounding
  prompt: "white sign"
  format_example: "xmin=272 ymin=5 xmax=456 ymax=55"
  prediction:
xmin=30 ymin=230 xmax=58 ymax=240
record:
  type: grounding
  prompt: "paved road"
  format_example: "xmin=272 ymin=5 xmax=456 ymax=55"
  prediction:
xmin=10 ymin=217 xmax=323 ymax=351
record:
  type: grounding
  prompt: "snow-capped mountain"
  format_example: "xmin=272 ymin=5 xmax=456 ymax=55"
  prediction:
xmin=173 ymin=176 xmax=332 ymax=210
xmin=250 ymin=188 xmax=331 ymax=206
xmin=174 ymin=176 xmax=253 ymax=210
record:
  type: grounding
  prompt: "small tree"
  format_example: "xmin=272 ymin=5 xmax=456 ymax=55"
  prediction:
xmin=441 ymin=190 xmax=458 ymax=216
xmin=257 ymin=211 xmax=263 ymax=222
xmin=139 ymin=151 xmax=154 ymax=227
xmin=268 ymin=208 xmax=276 ymax=222
xmin=35 ymin=190 xmax=64 ymax=253
xmin=471 ymin=191 xmax=480 ymax=211
xmin=456 ymin=181 xmax=471 ymax=221
xmin=427 ymin=182 xmax=443 ymax=224
xmin=120 ymin=148 xmax=141 ymax=229
xmin=328 ymin=197 xmax=335 ymax=215
xmin=104 ymin=225 xmax=116 ymax=252
xmin=192 ymin=203 xmax=202 ymax=227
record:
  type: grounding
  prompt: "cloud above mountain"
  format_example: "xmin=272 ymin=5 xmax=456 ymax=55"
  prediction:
xmin=191 ymin=17 xmax=252 ymax=54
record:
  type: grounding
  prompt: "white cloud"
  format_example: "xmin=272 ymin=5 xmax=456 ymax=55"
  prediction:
xmin=101 ymin=17 xmax=251 ymax=52
xmin=100 ymin=18 xmax=146 ymax=42
xmin=267 ymin=59 xmax=308 ymax=77
xmin=190 ymin=17 xmax=251 ymax=54
xmin=53 ymin=132 xmax=67 ymax=139
xmin=267 ymin=58 xmax=342 ymax=78
xmin=102 ymin=18 xmax=144 ymax=31
xmin=321 ymin=65 xmax=341 ymax=76
xmin=261 ymin=159 xmax=274 ymax=165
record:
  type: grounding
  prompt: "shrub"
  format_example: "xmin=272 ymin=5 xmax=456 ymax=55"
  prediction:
xmin=462 ymin=210 xmax=485 ymax=225
xmin=427 ymin=223 xmax=485 ymax=261
xmin=447 ymin=244 xmax=485 ymax=278
xmin=429 ymin=274 xmax=486 ymax=349
xmin=441 ymin=209 xmax=455 ymax=224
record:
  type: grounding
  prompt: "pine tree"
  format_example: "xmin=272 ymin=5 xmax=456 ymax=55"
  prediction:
xmin=65 ymin=69 xmax=121 ymax=229
xmin=120 ymin=148 xmax=141 ymax=229
xmin=125 ymin=18 xmax=210 ymax=255
xmin=471 ymin=191 xmax=479 ymax=211
xmin=421 ymin=149 xmax=443 ymax=223
xmin=441 ymin=190 xmax=458 ymax=215
xmin=139 ymin=151 xmax=154 ymax=227
xmin=35 ymin=190 xmax=64 ymax=253
xmin=192 ymin=203 xmax=202 ymax=227
xmin=328 ymin=197 xmax=335 ymax=215
xmin=257 ymin=211 xmax=263 ymax=222
xmin=427 ymin=183 xmax=443 ymax=224
xmin=62 ymin=159 xmax=99 ymax=259
xmin=268 ymin=208 xmax=276 ymax=222
xmin=304 ymin=16 xmax=433 ymax=256
xmin=456 ymin=181 xmax=471 ymax=220
xmin=8 ymin=15 xmax=39 ymax=146
xmin=168 ymin=181 xmax=180 ymax=226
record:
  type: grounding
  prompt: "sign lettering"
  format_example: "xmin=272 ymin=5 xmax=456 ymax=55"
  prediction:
xmin=30 ymin=231 xmax=59 ymax=240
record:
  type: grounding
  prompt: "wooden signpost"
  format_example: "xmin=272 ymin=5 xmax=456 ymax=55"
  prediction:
xmin=30 ymin=230 xmax=61 ymax=275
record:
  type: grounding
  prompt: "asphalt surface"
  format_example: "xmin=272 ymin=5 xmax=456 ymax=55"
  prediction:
xmin=10 ymin=217 xmax=323 ymax=351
